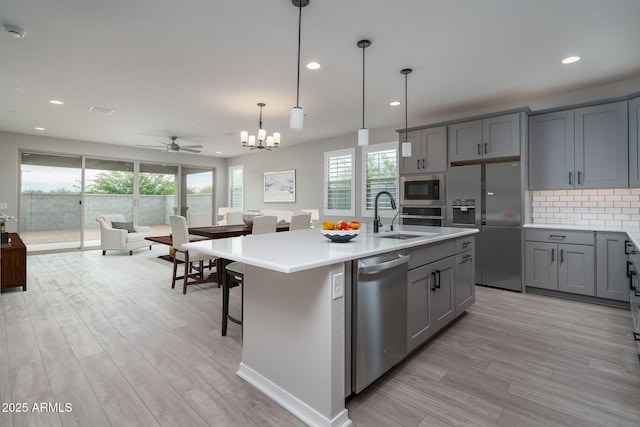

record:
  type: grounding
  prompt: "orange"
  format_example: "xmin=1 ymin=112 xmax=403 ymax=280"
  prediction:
xmin=321 ymin=220 xmax=335 ymax=230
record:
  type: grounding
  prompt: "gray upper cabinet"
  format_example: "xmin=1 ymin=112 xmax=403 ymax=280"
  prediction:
xmin=529 ymin=110 xmax=575 ymax=190
xmin=399 ymin=126 xmax=447 ymax=174
xmin=630 ymin=97 xmax=640 ymax=187
xmin=575 ymin=101 xmax=628 ymax=188
xmin=449 ymin=113 xmax=520 ymax=163
xmin=529 ymin=101 xmax=628 ymax=190
xmin=596 ymin=232 xmax=629 ymax=302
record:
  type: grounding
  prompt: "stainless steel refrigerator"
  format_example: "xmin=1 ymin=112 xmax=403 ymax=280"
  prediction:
xmin=446 ymin=162 xmax=522 ymax=291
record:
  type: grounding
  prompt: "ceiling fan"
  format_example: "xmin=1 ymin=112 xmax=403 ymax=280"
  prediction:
xmin=137 ymin=136 xmax=203 ymax=153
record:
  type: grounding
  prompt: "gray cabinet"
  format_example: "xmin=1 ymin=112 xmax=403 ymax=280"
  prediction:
xmin=407 ymin=255 xmax=455 ymax=352
xmin=455 ymin=245 xmax=475 ymax=315
xmin=596 ymin=232 xmax=629 ymax=302
xmin=399 ymin=126 xmax=447 ymax=174
xmin=525 ymin=229 xmax=595 ymax=296
xmin=449 ymin=113 xmax=520 ymax=163
xmin=630 ymin=97 xmax=640 ymax=187
xmin=528 ymin=110 xmax=574 ymax=190
xmin=529 ymin=101 xmax=628 ymax=190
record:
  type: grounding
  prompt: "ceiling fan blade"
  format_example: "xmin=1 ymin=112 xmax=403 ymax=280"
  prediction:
xmin=136 ymin=145 xmax=166 ymax=149
xmin=180 ymin=147 xmax=201 ymax=153
xmin=181 ymin=144 xmax=204 ymax=149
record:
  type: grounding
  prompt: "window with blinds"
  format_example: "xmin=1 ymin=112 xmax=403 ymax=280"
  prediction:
xmin=324 ymin=148 xmax=355 ymax=216
xmin=228 ymin=165 xmax=243 ymax=210
xmin=362 ymin=143 xmax=398 ymax=215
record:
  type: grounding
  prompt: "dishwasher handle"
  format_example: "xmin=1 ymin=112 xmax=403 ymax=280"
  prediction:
xmin=358 ymin=254 xmax=409 ymax=275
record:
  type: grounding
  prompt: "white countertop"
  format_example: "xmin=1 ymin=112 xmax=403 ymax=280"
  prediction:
xmin=183 ymin=225 xmax=479 ymax=273
xmin=524 ymin=223 xmax=640 ymax=249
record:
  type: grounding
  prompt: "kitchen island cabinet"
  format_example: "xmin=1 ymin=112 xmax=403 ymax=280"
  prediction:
xmin=184 ymin=225 xmax=478 ymax=427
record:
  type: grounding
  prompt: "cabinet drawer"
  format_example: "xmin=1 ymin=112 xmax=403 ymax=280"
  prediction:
xmin=454 ymin=235 xmax=475 ymax=253
xmin=408 ymin=240 xmax=454 ymax=270
xmin=525 ymin=228 xmax=594 ymax=246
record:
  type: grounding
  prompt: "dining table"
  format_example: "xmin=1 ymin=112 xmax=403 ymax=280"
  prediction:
xmin=187 ymin=222 xmax=289 ymax=239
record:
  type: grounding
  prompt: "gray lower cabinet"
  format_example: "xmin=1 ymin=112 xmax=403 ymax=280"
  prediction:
xmin=630 ymin=97 xmax=640 ymax=187
xmin=407 ymin=256 xmax=455 ymax=352
xmin=399 ymin=126 xmax=447 ymax=174
xmin=407 ymin=236 xmax=475 ymax=353
xmin=525 ymin=229 xmax=595 ymax=296
xmin=596 ymin=232 xmax=629 ymax=302
xmin=455 ymin=249 xmax=475 ymax=315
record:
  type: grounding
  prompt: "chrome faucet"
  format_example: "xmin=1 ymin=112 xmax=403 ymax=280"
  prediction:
xmin=373 ymin=191 xmax=397 ymax=233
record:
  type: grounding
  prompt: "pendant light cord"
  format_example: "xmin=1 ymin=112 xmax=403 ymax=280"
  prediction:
xmin=362 ymin=45 xmax=366 ymax=128
xmin=404 ymin=72 xmax=408 ymax=135
xmin=295 ymin=1 xmax=302 ymax=108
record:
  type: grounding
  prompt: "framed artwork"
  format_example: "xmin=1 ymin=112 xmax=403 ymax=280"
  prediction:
xmin=263 ymin=169 xmax=296 ymax=203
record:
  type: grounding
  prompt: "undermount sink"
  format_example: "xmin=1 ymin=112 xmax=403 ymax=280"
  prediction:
xmin=375 ymin=233 xmax=430 ymax=240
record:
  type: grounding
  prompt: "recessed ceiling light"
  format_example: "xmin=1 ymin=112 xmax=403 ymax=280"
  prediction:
xmin=215 ymin=151 xmax=222 ymax=154
xmin=13 ymin=86 xmax=23 ymax=91
xmin=561 ymin=56 xmax=581 ymax=64
xmin=306 ymin=61 xmax=321 ymax=70
xmin=49 ymin=99 xmax=64 ymax=105
xmin=34 ymin=127 xmax=45 ymax=131
xmin=390 ymin=101 xmax=401 ymax=106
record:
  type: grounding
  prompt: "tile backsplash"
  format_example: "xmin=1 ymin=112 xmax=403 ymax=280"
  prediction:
xmin=530 ymin=188 xmax=640 ymax=231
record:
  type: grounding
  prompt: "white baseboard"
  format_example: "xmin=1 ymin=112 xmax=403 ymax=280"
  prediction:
xmin=237 ymin=362 xmax=351 ymax=427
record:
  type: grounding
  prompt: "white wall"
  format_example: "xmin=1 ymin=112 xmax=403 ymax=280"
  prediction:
xmin=0 ymin=131 xmax=228 ymax=232
xmin=227 ymin=125 xmax=399 ymax=223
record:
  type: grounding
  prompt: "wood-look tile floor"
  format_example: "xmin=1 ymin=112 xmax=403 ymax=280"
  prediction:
xmin=1 ymin=247 xmax=639 ymax=426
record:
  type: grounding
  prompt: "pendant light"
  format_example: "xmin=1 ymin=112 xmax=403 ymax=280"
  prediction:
xmin=290 ymin=0 xmax=310 ymax=131
xmin=357 ymin=39 xmax=371 ymax=146
xmin=400 ymin=68 xmax=413 ymax=157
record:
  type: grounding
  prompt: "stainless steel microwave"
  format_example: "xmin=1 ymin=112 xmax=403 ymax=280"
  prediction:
xmin=400 ymin=174 xmax=445 ymax=206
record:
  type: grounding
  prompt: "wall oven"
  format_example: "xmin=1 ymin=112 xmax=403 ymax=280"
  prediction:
xmin=400 ymin=174 xmax=445 ymax=206
xmin=400 ymin=206 xmax=445 ymax=227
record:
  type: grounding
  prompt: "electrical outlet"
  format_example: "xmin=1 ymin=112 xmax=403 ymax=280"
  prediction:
xmin=0 ymin=202 xmax=7 ymax=210
xmin=332 ymin=273 xmax=344 ymax=300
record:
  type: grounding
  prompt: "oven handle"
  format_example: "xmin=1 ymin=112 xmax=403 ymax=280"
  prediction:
xmin=401 ymin=214 xmax=444 ymax=220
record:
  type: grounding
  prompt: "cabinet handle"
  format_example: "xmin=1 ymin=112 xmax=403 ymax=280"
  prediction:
xmin=549 ymin=234 xmax=566 ymax=240
xmin=625 ymin=240 xmax=631 ymax=255
xmin=630 ymin=270 xmax=637 ymax=291
xmin=422 ymin=159 xmax=425 ymax=169
xmin=477 ymin=144 xmax=481 ymax=155
xmin=560 ymin=249 xmax=564 ymax=264
xmin=577 ymin=171 xmax=582 ymax=184
xmin=484 ymin=143 xmax=488 ymax=154
xmin=628 ymin=260 xmax=634 ymax=278
xmin=435 ymin=269 xmax=441 ymax=289
xmin=569 ymin=172 xmax=573 ymax=185
xmin=417 ymin=159 xmax=420 ymax=169
xmin=431 ymin=272 xmax=437 ymax=291
xmin=551 ymin=248 xmax=555 ymax=263
xmin=460 ymin=254 xmax=472 ymax=263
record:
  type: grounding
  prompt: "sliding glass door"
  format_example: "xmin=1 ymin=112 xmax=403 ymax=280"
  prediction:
xmin=138 ymin=163 xmax=178 ymax=235
xmin=83 ymin=158 xmax=134 ymax=248
xmin=181 ymin=166 xmax=214 ymax=224
xmin=20 ymin=153 xmax=83 ymax=250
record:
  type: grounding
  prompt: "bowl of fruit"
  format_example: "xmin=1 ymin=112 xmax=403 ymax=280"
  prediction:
xmin=320 ymin=220 xmax=361 ymax=243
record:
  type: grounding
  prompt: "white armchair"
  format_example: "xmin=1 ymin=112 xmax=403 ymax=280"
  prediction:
xmin=96 ymin=214 xmax=152 ymax=256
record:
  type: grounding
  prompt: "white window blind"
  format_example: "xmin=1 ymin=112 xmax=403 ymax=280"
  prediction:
xmin=324 ymin=148 xmax=355 ymax=216
xmin=362 ymin=143 xmax=398 ymax=217
xmin=228 ymin=165 xmax=243 ymax=210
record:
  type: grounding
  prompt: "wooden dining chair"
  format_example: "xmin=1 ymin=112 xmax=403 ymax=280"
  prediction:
xmin=290 ymin=212 xmax=312 ymax=230
xmin=222 ymin=215 xmax=277 ymax=336
xmin=169 ymin=215 xmax=218 ymax=294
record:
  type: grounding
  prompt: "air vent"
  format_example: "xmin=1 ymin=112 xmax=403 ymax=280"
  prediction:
xmin=88 ymin=106 xmax=114 ymax=115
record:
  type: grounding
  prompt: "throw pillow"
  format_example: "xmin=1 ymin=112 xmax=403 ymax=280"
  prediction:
xmin=111 ymin=221 xmax=136 ymax=233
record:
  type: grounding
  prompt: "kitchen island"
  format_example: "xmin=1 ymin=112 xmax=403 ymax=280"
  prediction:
xmin=184 ymin=225 xmax=478 ymax=427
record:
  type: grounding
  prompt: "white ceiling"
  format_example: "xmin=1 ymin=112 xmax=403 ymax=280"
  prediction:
xmin=1 ymin=0 xmax=640 ymax=158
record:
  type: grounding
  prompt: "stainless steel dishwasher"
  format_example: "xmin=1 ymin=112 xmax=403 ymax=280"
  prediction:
xmin=352 ymin=250 xmax=409 ymax=393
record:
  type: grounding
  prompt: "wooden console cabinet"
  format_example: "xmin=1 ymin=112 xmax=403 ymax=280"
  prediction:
xmin=1 ymin=233 xmax=27 ymax=292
